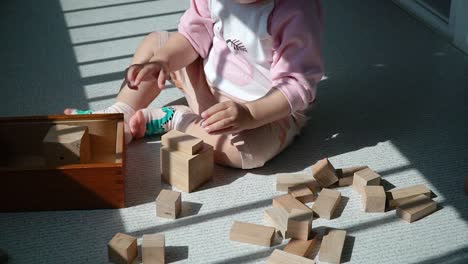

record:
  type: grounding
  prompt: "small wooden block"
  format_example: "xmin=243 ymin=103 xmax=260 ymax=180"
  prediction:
xmin=319 ymin=229 xmax=347 ymax=264
xmin=267 ymin=249 xmax=315 ymax=264
xmin=312 ymin=189 xmax=341 ymax=220
xmin=387 ymin=184 xmax=431 ymax=209
xmin=276 ymin=173 xmax=318 ymax=192
xmin=156 ymin=189 xmax=181 ymax=219
xmin=362 ymin=186 xmax=386 ymax=213
xmin=352 ymin=168 xmax=381 ymax=193
xmin=396 ymin=194 xmax=437 ymax=223
xmin=42 ymin=124 xmax=91 ymax=166
xmin=108 ymin=233 xmax=138 ymax=264
xmin=272 ymin=194 xmax=313 ymax=213
xmin=284 ymin=237 xmax=317 ymax=257
xmin=160 ymin=143 xmax=213 ymax=193
xmin=311 ymin=158 xmax=339 ymax=187
xmin=142 ymin=233 xmax=165 ymax=264
xmin=288 ymin=184 xmax=316 ymax=203
xmin=287 ymin=209 xmax=313 ymax=240
xmin=229 ymin=221 xmax=276 ymax=247
xmin=161 ymin=130 xmax=203 ymax=155
xmin=336 ymin=166 xmax=368 ymax=187
xmin=264 ymin=207 xmax=288 ymax=238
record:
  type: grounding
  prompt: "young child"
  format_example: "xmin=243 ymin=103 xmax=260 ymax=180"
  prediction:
xmin=65 ymin=0 xmax=323 ymax=169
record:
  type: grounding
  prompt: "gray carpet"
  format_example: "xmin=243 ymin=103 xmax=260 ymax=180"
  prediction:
xmin=1 ymin=0 xmax=467 ymax=263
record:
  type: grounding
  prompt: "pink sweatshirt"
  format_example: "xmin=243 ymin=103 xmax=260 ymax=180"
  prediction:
xmin=178 ymin=0 xmax=323 ymax=113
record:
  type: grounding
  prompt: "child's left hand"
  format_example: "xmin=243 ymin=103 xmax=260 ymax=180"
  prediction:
xmin=200 ymin=101 xmax=255 ymax=134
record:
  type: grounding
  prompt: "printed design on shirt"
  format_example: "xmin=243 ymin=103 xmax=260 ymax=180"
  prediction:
xmin=226 ymin=39 xmax=248 ymax=53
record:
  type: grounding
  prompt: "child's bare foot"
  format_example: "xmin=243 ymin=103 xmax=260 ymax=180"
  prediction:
xmin=128 ymin=105 xmax=198 ymax=138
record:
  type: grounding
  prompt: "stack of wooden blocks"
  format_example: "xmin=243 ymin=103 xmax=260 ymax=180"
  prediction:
xmin=160 ymin=130 xmax=213 ymax=193
xmin=108 ymin=232 xmax=165 ymax=264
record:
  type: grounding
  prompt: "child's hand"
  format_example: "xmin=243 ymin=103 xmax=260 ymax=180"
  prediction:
xmin=200 ymin=101 xmax=255 ymax=134
xmin=125 ymin=61 xmax=169 ymax=90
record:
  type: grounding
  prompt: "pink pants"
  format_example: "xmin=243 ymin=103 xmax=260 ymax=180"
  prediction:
xmin=158 ymin=31 xmax=305 ymax=169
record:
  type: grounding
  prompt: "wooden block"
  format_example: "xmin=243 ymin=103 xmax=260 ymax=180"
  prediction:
xmin=108 ymin=233 xmax=138 ymax=264
xmin=264 ymin=207 xmax=288 ymax=238
xmin=288 ymin=184 xmax=316 ymax=203
xmin=336 ymin=166 xmax=368 ymax=187
xmin=267 ymin=249 xmax=315 ymax=264
xmin=142 ymin=233 xmax=165 ymax=264
xmin=284 ymin=237 xmax=317 ymax=257
xmin=156 ymin=189 xmax=181 ymax=219
xmin=276 ymin=173 xmax=318 ymax=192
xmin=362 ymin=186 xmax=386 ymax=212
xmin=387 ymin=184 xmax=431 ymax=209
xmin=42 ymin=124 xmax=91 ymax=166
xmin=229 ymin=221 xmax=276 ymax=247
xmin=396 ymin=194 xmax=437 ymax=223
xmin=287 ymin=209 xmax=313 ymax=241
xmin=160 ymin=143 xmax=213 ymax=192
xmin=311 ymin=158 xmax=339 ymax=187
xmin=352 ymin=168 xmax=381 ymax=193
xmin=312 ymin=189 xmax=341 ymax=220
xmin=272 ymin=194 xmax=312 ymax=213
xmin=319 ymin=229 xmax=347 ymax=264
xmin=161 ymin=130 xmax=203 ymax=155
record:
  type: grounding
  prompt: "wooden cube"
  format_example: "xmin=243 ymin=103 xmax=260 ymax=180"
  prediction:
xmin=288 ymin=184 xmax=316 ymax=203
xmin=264 ymin=207 xmax=288 ymax=238
xmin=319 ymin=229 xmax=347 ymax=264
xmin=108 ymin=233 xmax=138 ymax=264
xmin=161 ymin=130 xmax=203 ymax=155
xmin=229 ymin=221 xmax=276 ymax=247
xmin=352 ymin=168 xmax=381 ymax=193
xmin=396 ymin=194 xmax=437 ymax=223
xmin=286 ymin=209 xmax=313 ymax=241
xmin=142 ymin=233 xmax=165 ymax=264
xmin=311 ymin=158 xmax=338 ymax=187
xmin=267 ymin=249 xmax=316 ymax=264
xmin=387 ymin=184 xmax=431 ymax=209
xmin=284 ymin=237 xmax=317 ymax=257
xmin=363 ymin=186 xmax=386 ymax=213
xmin=276 ymin=173 xmax=318 ymax=192
xmin=336 ymin=166 xmax=368 ymax=187
xmin=272 ymin=194 xmax=313 ymax=213
xmin=42 ymin=124 xmax=91 ymax=166
xmin=156 ymin=189 xmax=181 ymax=219
xmin=160 ymin=143 xmax=213 ymax=193
xmin=312 ymin=189 xmax=341 ymax=220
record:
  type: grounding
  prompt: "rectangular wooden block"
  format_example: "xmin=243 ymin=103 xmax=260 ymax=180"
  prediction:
xmin=43 ymin=124 xmax=91 ymax=166
xmin=272 ymin=194 xmax=313 ymax=213
xmin=0 ymin=114 xmax=125 ymax=212
xmin=396 ymin=194 xmax=437 ymax=223
xmin=276 ymin=173 xmax=318 ymax=192
xmin=284 ymin=237 xmax=317 ymax=257
xmin=142 ymin=233 xmax=165 ymax=264
xmin=156 ymin=189 xmax=181 ymax=219
xmin=287 ymin=209 xmax=313 ymax=241
xmin=161 ymin=130 xmax=203 ymax=155
xmin=312 ymin=189 xmax=341 ymax=220
xmin=352 ymin=168 xmax=381 ymax=193
xmin=229 ymin=221 xmax=276 ymax=247
xmin=267 ymin=249 xmax=315 ymax=264
xmin=387 ymin=184 xmax=431 ymax=209
xmin=264 ymin=207 xmax=288 ymax=238
xmin=311 ymin=158 xmax=339 ymax=187
xmin=363 ymin=186 xmax=386 ymax=213
xmin=336 ymin=166 xmax=368 ymax=187
xmin=319 ymin=229 xmax=347 ymax=264
xmin=288 ymin=184 xmax=316 ymax=203
xmin=108 ymin=233 xmax=138 ymax=264
xmin=161 ymin=143 xmax=213 ymax=193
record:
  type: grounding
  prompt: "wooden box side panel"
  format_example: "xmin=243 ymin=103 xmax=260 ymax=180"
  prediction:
xmin=0 ymin=165 xmax=124 ymax=211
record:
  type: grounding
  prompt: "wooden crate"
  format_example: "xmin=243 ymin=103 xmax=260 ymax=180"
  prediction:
xmin=0 ymin=114 xmax=125 ymax=211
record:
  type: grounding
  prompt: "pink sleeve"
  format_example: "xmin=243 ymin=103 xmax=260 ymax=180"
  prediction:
xmin=178 ymin=0 xmax=213 ymax=58
xmin=269 ymin=0 xmax=324 ymax=112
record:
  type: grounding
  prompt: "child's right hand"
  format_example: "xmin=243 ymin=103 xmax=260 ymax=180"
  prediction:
xmin=125 ymin=60 xmax=169 ymax=90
